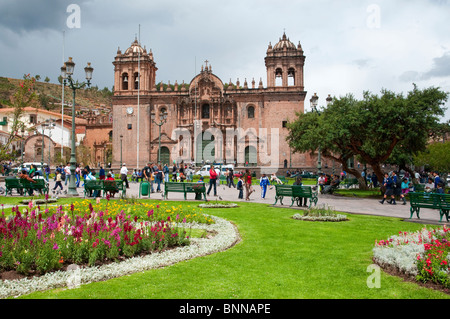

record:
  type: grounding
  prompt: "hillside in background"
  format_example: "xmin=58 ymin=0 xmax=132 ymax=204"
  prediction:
xmin=0 ymin=76 xmax=112 ymax=116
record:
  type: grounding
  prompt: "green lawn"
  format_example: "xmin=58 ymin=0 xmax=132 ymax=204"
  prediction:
xmin=11 ymin=198 xmax=449 ymax=299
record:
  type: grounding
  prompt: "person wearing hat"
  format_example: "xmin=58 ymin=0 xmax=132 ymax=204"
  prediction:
xmin=120 ymin=163 xmax=129 ymax=189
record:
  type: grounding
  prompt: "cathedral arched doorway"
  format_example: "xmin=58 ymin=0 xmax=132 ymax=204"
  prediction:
xmin=196 ymin=133 xmax=215 ymax=164
xmin=159 ymin=146 xmax=170 ymax=165
xmin=245 ymin=145 xmax=257 ymax=167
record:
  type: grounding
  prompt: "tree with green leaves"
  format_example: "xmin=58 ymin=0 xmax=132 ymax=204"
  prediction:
xmin=287 ymin=85 xmax=448 ymax=188
xmin=0 ymin=74 xmax=39 ymax=162
xmin=414 ymin=141 xmax=450 ymax=173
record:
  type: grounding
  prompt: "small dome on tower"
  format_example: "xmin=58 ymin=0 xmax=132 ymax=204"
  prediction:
xmin=124 ymin=38 xmax=145 ymax=55
xmin=273 ymin=32 xmax=297 ymax=51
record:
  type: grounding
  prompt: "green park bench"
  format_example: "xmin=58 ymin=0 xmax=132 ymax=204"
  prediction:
xmin=278 ymin=176 xmax=287 ymax=184
xmin=5 ymin=178 xmax=26 ymax=195
xmin=21 ymin=179 xmax=49 ymax=195
xmin=164 ymin=182 xmax=207 ymax=201
xmin=83 ymin=180 xmax=104 ymax=198
xmin=103 ymin=180 xmax=126 ymax=198
xmin=273 ymin=184 xmax=318 ymax=208
xmin=5 ymin=178 xmax=48 ymax=196
xmin=409 ymin=192 xmax=449 ymax=222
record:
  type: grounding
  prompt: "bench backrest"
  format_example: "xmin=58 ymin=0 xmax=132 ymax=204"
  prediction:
xmin=5 ymin=178 xmax=22 ymax=187
xmin=85 ymin=180 xmax=103 ymax=188
xmin=292 ymin=185 xmax=312 ymax=197
xmin=438 ymin=193 xmax=450 ymax=209
xmin=103 ymin=180 xmax=123 ymax=190
xmin=275 ymin=185 xmax=294 ymax=196
xmin=409 ymin=192 xmax=441 ymax=208
xmin=185 ymin=182 xmax=206 ymax=192
xmin=165 ymin=182 xmax=186 ymax=191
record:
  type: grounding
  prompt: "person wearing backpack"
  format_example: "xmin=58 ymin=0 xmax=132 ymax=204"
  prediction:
xmin=392 ymin=171 xmax=403 ymax=204
xmin=237 ymin=176 xmax=244 ymax=199
xmin=207 ymin=166 xmax=218 ymax=196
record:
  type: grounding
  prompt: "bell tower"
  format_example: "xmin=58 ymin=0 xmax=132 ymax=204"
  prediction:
xmin=113 ymin=38 xmax=157 ymax=95
xmin=265 ymin=32 xmax=305 ymax=90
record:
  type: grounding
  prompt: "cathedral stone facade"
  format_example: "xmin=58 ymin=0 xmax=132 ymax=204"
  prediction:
xmin=112 ymin=33 xmax=315 ymax=171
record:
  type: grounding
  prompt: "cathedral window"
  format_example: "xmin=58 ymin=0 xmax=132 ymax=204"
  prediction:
xmin=202 ymin=104 xmax=210 ymax=119
xmin=247 ymin=105 xmax=255 ymax=119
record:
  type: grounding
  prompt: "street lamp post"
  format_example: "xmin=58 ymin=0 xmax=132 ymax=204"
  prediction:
xmin=21 ymin=127 xmax=25 ymax=165
xmin=310 ymin=93 xmax=321 ymax=175
xmin=310 ymin=93 xmax=332 ymax=176
xmin=120 ymin=134 xmax=123 ymax=168
xmin=151 ymin=109 xmax=168 ymax=164
xmin=60 ymin=57 xmax=93 ymax=196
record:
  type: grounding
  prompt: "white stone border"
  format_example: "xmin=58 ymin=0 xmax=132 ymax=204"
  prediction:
xmin=0 ymin=215 xmax=240 ymax=299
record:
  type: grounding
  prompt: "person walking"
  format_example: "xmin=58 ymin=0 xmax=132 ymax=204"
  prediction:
xmin=53 ymin=170 xmax=63 ymax=193
xmin=380 ymin=172 xmax=395 ymax=205
xmin=43 ymin=165 xmax=50 ymax=182
xmin=244 ymin=169 xmax=254 ymax=201
xmin=75 ymin=164 xmax=81 ymax=187
xmin=237 ymin=176 xmax=244 ymax=199
xmin=259 ymin=173 xmax=270 ymax=199
xmin=64 ymin=163 xmax=71 ymax=186
xmin=120 ymin=163 xmax=129 ymax=189
xmin=142 ymin=162 xmax=154 ymax=192
xmin=163 ymin=163 xmax=170 ymax=183
xmin=155 ymin=165 xmax=163 ymax=192
xmin=207 ymin=166 xmax=218 ymax=196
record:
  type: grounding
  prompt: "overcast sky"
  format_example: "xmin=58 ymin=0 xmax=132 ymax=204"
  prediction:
xmin=0 ymin=0 xmax=449 ymax=120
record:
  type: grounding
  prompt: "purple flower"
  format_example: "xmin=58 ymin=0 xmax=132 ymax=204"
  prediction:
xmin=53 ymin=243 xmax=59 ymax=250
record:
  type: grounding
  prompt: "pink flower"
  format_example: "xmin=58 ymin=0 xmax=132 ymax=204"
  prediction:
xmin=53 ymin=243 xmax=59 ymax=250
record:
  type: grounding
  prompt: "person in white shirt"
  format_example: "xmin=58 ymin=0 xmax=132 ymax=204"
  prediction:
xmin=120 ymin=163 xmax=129 ymax=188
xmin=64 ymin=164 xmax=71 ymax=186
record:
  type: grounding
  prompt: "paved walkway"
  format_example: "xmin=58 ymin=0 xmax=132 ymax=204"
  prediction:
xmin=7 ymin=179 xmax=450 ymax=226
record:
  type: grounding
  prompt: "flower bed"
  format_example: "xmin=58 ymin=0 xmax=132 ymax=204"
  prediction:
xmin=373 ymin=226 xmax=450 ymax=289
xmin=0 ymin=214 xmax=240 ymax=299
xmin=0 ymin=200 xmax=213 ymax=277
xmin=292 ymin=206 xmax=348 ymax=222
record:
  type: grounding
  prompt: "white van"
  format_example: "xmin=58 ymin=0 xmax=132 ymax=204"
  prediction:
xmin=195 ymin=164 xmax=234 ymax=177
xmin=14 ymin=162 xmax=47 ymax=174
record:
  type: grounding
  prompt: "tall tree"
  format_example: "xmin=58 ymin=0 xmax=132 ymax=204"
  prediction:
xmin=287 ymin=85 xmax=448 ymax=186
xmin=0 ymin=74 xmax=39 ymax=161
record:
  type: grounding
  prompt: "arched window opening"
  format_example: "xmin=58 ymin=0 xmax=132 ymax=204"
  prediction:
xmin=134 ymin=72 xmax=139 ymax=90
xmin=288 ymin=68 xmax=295 ymax=86
xmin=247 ymin=105 xmax=255 ymax=119
xmin=122 ymin=73 xmax=129 ymax=90
xmin=275 ymin=68 xmax=283 ymax=86
xmin=202 ymin=104 xmax=210 ymax=119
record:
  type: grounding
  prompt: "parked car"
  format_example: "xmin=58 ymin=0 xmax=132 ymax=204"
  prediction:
xmin=13 ymin=162 xmax=47 ymax=175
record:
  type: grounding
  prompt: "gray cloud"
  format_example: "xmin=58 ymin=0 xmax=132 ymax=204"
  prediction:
xmin=0 ymin=0 xmax=90 ymax=33
xmin=400 ymin=52 xmax=450 ymax=82
xmin=422 ymin=52 xmax=450 ymax=80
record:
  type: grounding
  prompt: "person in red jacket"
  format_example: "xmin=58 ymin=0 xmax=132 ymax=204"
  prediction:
xmin=244 ymin=169 xmax=254 ymax=200
xmin=207 ymin=166 xmax=218 ymax=196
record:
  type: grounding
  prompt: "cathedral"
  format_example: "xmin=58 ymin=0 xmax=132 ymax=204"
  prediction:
xmin=111 ymin=33 xmax=315 ymax=171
